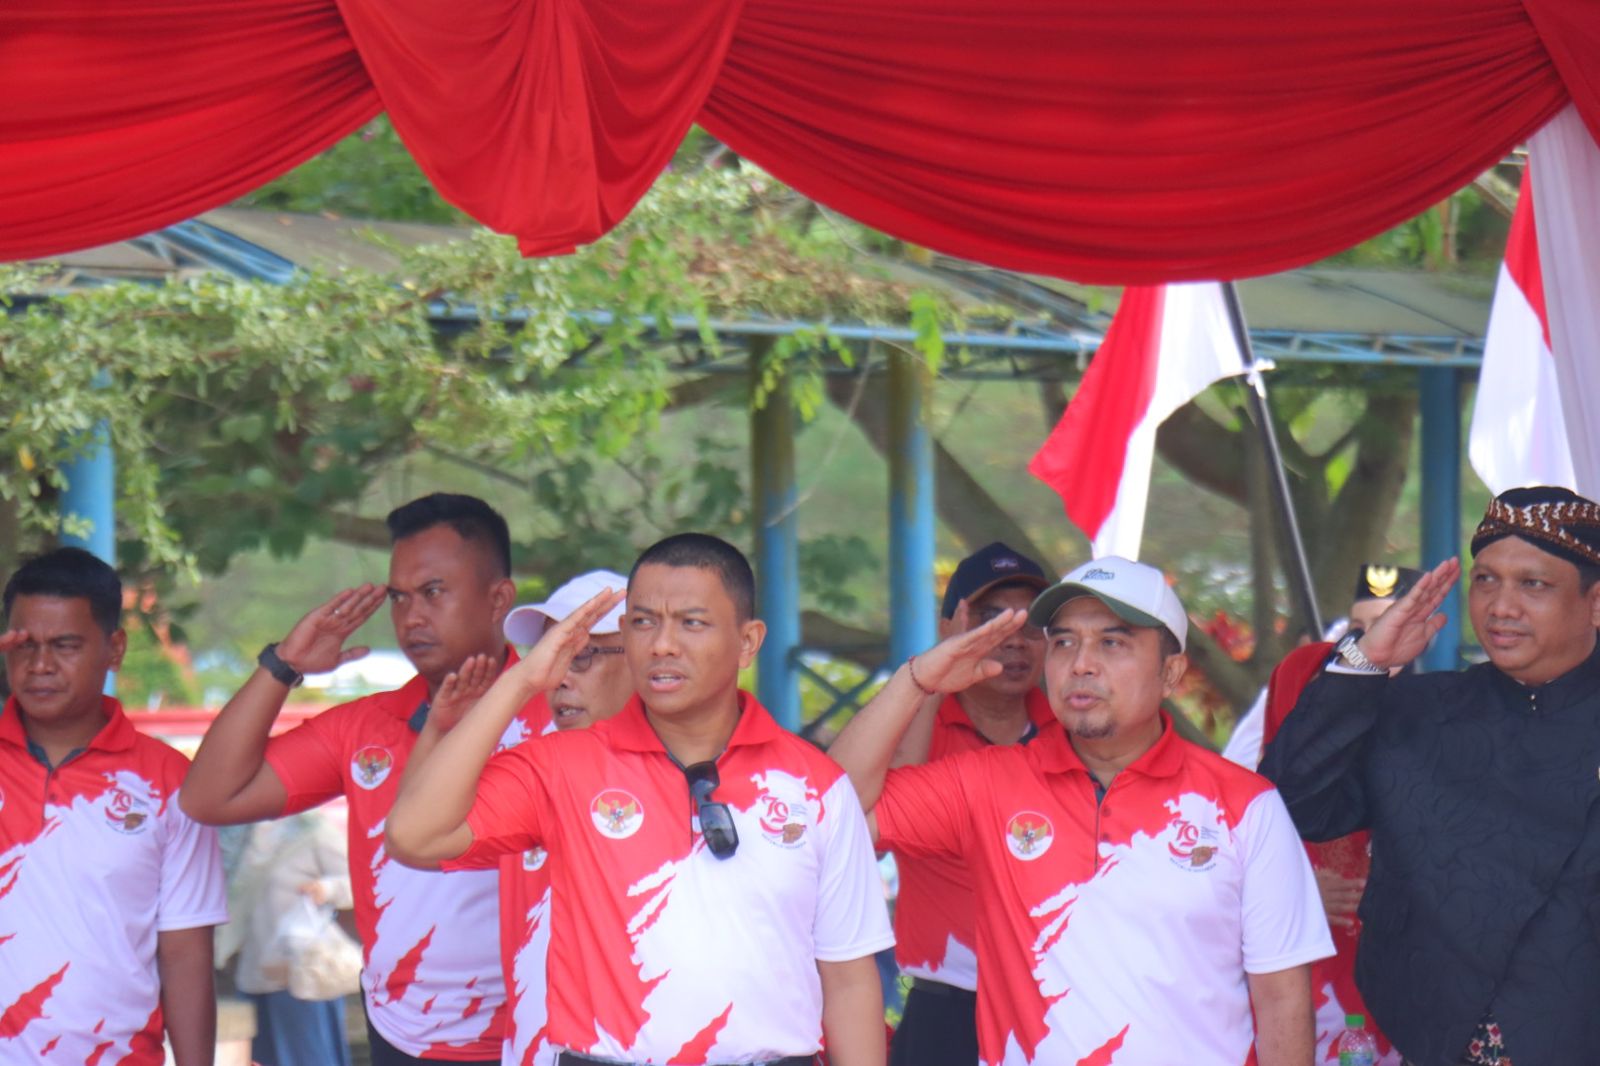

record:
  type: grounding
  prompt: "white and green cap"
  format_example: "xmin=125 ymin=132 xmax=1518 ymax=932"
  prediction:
xmin=1027 ymin=556 xmax=1188 ymax=651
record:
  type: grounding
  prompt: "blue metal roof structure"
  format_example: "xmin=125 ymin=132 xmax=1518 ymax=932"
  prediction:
xmin=31 ymin=210 xmax=1485 ymax=726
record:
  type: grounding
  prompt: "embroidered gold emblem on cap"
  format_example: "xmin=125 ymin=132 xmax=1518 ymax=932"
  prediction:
xmin=1363 ymin=565 xmax=1399 ymax=599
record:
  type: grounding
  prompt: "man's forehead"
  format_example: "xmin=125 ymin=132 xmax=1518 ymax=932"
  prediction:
xmin=1473 ymin=536 xmax=1580 ymax=579
xmin=628 ymin=564 xmax=732 ymax=610
xmin=6 ymin=594 xmax=101 ymax=636
xmin=970 ymin=583 xmax=1038 ymax=610
xmin=389 ymin=526 xmax=492 ymax=583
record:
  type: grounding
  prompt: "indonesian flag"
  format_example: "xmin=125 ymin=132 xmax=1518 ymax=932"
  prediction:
xmin=1029 ymin=282 xmax=1247 ymax=559
xmin=1468 ymin=178 xmax=1578 ymax=493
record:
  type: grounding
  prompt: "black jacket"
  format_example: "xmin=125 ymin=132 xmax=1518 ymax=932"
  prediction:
xmin=1259 ymin=643 xmax=1600 ymax=1066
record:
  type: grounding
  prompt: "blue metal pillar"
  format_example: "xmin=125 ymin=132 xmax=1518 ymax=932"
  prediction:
xmin=60 ymin=416 xmax=117 ymax=695
xmin=888 ymin=350 xmax=937 ymax=664
xmin=752 ymin=360 xmax=802 ymax=731
xmin=60 ymin=424 xmax=116 ymax=565
xmin=1419 ymin=366 xmax=1462 ymax=673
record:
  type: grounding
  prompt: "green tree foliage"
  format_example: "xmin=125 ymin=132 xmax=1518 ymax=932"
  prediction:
xmin=4 ymin=123 xmax=1499 ymax=728
xmin=0 ymin=164 xmax=949 ymax=632
xmin=236 ymin=117 xmax=467 ymax=225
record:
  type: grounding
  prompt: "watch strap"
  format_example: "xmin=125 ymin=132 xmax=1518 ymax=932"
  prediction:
xmin=1334 ymin=634 xmax=1384 ymax=674
xmin=258 ymin=642 xmax=305 ymax=688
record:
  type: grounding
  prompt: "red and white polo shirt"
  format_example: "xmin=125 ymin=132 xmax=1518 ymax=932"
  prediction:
xmin=265 ymin=650 xmax=549 ymax=1061
xmin=876 ymin=713 xmax=1332 ymax=1066
xmin=446 ymin=691 xmax=894 ymax=1065
xmin=895 ymin=689 xmax=1056 ymax=991
xmin=496 ymin=849 xmax=555 ymax=1066
xmin=494 ymin=718 xmax=561 ymax=1066
xmin=0 ymin=696 xmax=227 ymax=1065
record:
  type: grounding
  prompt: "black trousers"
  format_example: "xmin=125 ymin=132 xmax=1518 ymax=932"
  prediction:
xmin=364 ymin=1010 xmax=499 ymax=1066
xmin=890 ymin=980 xmax=979 ymax=1066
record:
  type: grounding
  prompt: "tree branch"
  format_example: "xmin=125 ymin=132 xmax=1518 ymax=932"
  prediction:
xmin=666 ymin=374 xmax=738 ymax=411
xmin=1183 ymin=625 xmax=1260 ymax=713
xmin=422 ymin=445 xmax=530 ymax=491
xmin=1155 ymin=404 xmax=1248 ymax=507
xmin=328 ymin=511 xmax=391 ymax=551
xmin=800 ymin=609 xmax=888 ymax=670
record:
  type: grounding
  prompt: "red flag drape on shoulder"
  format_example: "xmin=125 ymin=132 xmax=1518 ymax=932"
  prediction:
xmin=2 ymin=0 xmax=1598 ymax=279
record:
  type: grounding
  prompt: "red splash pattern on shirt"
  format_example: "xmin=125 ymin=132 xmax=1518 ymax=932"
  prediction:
xmin=384 ymin=927 xmax=435 ymax=1004
xmin=0 ymin=858 xmax=22 ymax=903
xmin=0 ymin=962 xmax=67 ymax=1038
xmin=668 ymin=1002 xmax=734 ymax=1064
xmin=1077 ymin=1024 xmax=1128 ymax=1065
xmin=117 ymin=1005 xmax=166 ymax=1066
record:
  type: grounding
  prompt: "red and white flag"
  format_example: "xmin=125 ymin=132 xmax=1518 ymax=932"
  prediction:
xmin=1468 ymin=179 xmax=1577 ymax=494
xmin=1029 ymin=282 xmax=1247 ymax=559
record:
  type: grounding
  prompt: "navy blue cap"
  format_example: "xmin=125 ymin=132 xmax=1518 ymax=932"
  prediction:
xmin=941 ymin=542 xmax=1049 ymax=619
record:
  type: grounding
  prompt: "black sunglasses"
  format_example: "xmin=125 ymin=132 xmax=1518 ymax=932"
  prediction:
xmin=683 ymin=761 xmax=739 ymax=860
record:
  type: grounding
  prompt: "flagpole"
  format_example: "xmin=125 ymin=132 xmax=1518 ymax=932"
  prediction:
xmin=1221 ymin=281 xmax=1325 ymax=639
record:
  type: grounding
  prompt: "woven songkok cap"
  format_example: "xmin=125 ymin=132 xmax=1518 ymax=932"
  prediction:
xmin=1470 ymin=486 xmax=1600 ymax=570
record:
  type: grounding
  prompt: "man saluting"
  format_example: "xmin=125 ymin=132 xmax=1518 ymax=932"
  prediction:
xmin=1262 ymin=486 xmax=1600 ymax=1066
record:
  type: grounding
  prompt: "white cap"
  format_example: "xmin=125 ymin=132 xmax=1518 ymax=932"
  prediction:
xmin=1027 ymin=556 xmax=1189 ymax=651
xmin=504 ymin=569 xmax=628 ymax=646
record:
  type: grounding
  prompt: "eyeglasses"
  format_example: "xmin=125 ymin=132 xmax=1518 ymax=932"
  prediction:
xmin=568 ymin=645 xmax=624 ymax=674
xmin=683 ymin=760 xmax=739 ymax=860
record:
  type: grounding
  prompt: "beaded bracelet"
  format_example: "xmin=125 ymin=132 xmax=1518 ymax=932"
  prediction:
xmin=906 ymin=654 xmax=936 ymax=696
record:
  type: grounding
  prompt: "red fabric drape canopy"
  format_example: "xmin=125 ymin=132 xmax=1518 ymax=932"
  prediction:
xmin=4 ymin=0 xmax=1598 ymax=282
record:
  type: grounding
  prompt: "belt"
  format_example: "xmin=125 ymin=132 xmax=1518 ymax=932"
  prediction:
xmin=910 ymin=977 xmax=977 ymax=1000
xmin=556 ymin=1053 xmax=816 ymax=1066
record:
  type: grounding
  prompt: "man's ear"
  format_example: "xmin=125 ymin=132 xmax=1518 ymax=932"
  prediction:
xmin=1160 ymin=652 xmax=1188 ymax=698
xmin=489 ymin=577 xmax=517 ymax=625
xmin=738 ymin=618 xmax=767 ymax=669
xmin=108 ymin=628 xmax=128 ymax=672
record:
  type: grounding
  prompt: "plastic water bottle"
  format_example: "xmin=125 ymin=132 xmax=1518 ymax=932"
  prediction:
xmin=1337 ymin=1014 xmax=1377 ymax=1066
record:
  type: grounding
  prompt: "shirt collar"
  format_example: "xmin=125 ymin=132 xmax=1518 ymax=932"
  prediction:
xmin=601 ymin=689 xmax=786 ymax=756
xmin=1 ymin=694 xmax=138 ymax=756
xmin=394 ymin=645 xmax=520 ymax=730
xmin=1488 ymin=636 xmax=1600 ymax=713
xmin=1034 ymin=708 xmax=1185 ymax=779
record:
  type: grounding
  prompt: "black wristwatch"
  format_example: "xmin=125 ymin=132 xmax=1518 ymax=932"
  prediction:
xmin=258 ymin=642 xmax=305 ymax=688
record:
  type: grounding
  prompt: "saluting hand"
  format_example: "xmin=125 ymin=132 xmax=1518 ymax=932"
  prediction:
xmin=1357 ymin=556 xmax=1460 ymax=670
xmin=0 ymin=629 xmax=30 ymax=655
xmin=430 ymin=654 xmax=498 ymax=735
xmin=275 ymin=584 xmax=388 ymax=676
xmin=906 ymin=601 xmax=1029 ymax=694
xmin=508 ymin=587 xmax=627 ymax=695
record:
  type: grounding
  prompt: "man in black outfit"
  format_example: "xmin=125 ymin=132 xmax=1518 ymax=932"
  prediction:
xmin=1261 ymin=485 xmax=1600 ymax=1066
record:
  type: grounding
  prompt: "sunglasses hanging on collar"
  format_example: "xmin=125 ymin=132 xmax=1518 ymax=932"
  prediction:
xmin=683 ymin=760 xmax=739 ymax=859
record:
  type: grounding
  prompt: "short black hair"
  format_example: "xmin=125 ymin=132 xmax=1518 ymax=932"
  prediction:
xmin=385 ymin=493 xmax=511 ymax=578
xmin=3 ymin=547 xmax=122 ymax=635
xmin=630 ymin=533 xmax=756 ymax=621
xmin=1159 ymin=629 xmax=1182 ymax=660
xmin=1578 ymin=561 xmax=1600 ymax=594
